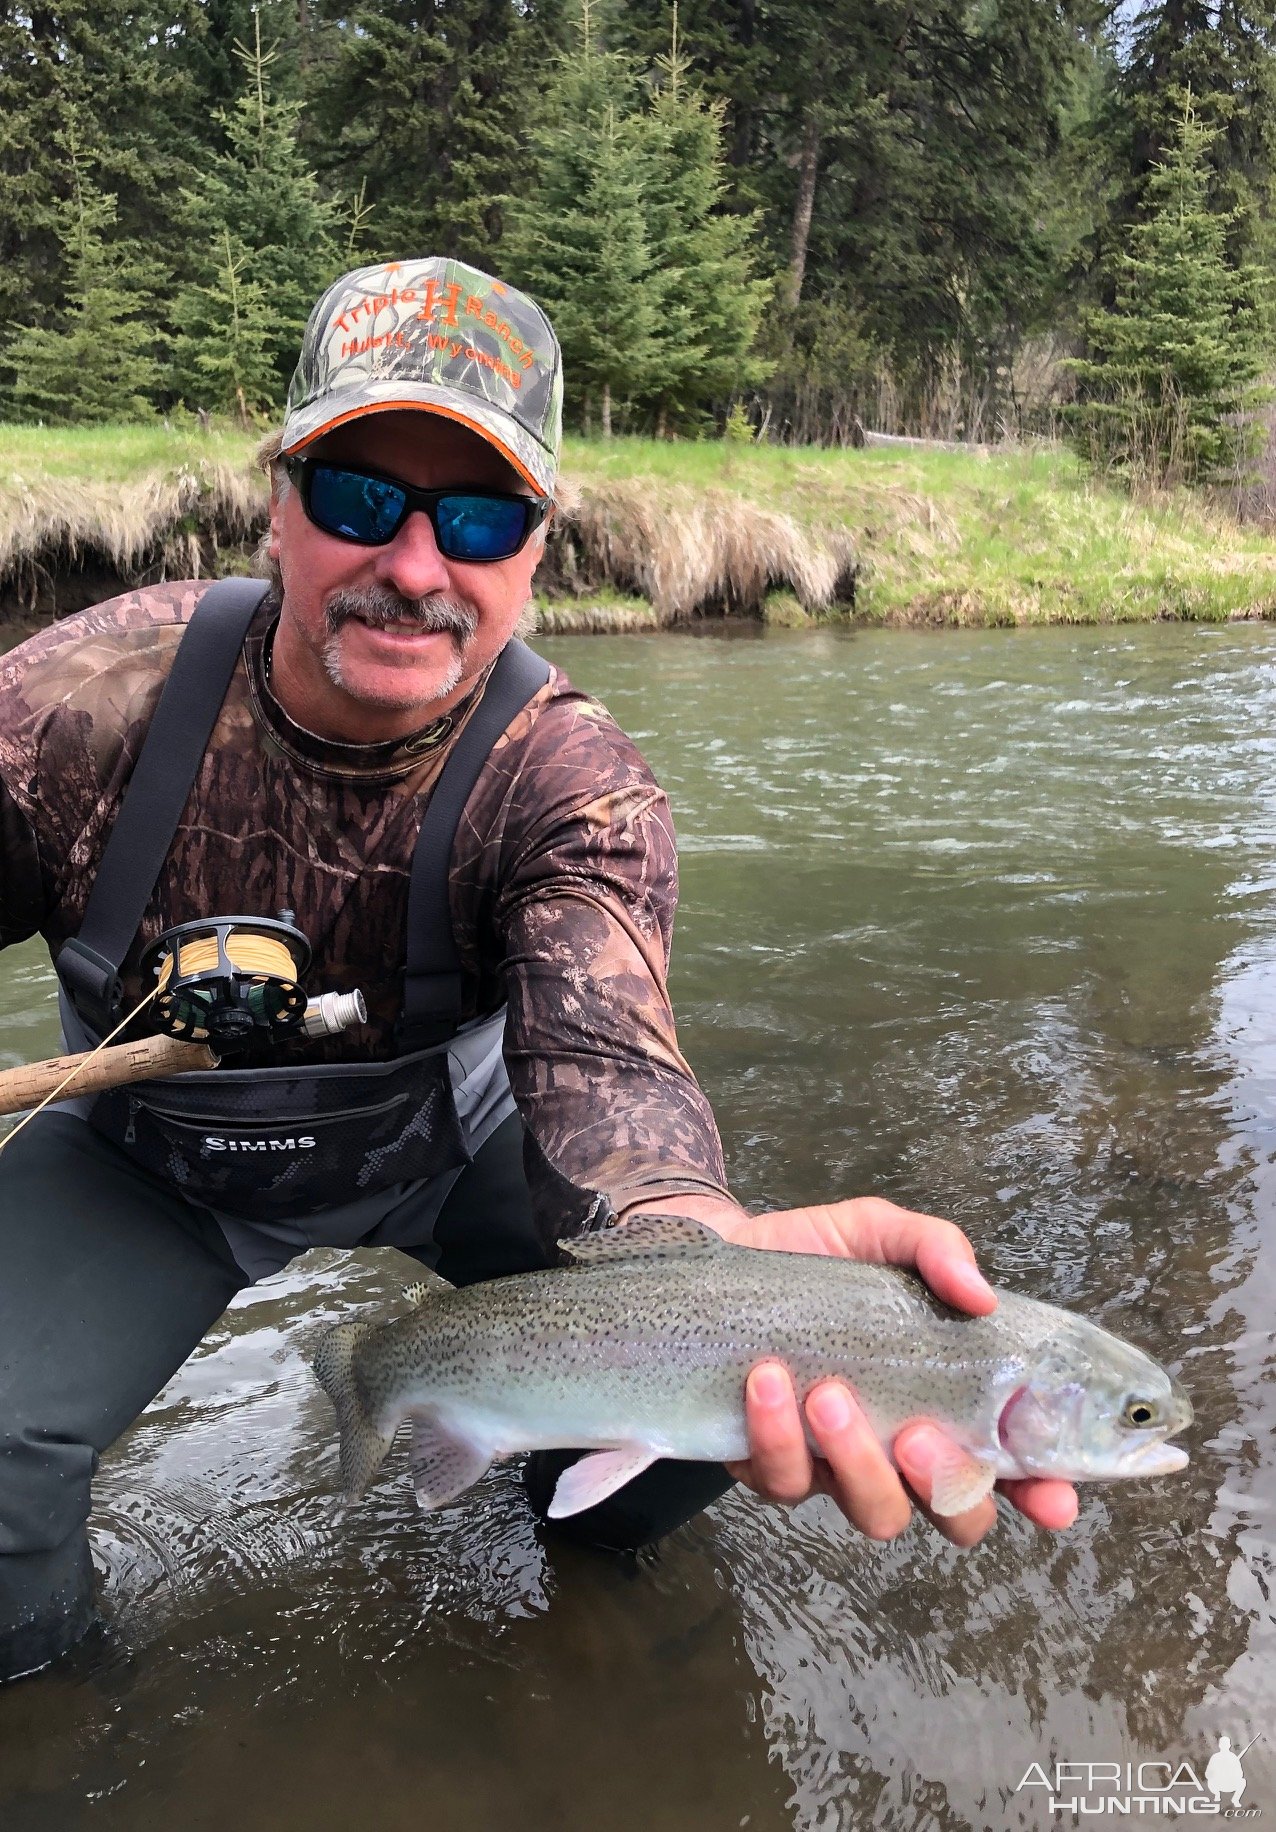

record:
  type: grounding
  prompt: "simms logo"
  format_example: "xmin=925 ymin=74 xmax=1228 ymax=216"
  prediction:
xmin=203 ymin=1136 xmax=317 ymax=1153
xmin=1017 ymin=1735 xmax=1263 ymax=1817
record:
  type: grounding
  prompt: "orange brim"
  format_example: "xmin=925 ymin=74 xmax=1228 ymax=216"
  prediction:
xmin=289 ymin=401 xmax=547 ymax=497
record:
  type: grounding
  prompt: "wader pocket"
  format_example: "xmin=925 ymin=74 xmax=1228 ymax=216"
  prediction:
xmin=89 ymin=1051 xmax=470 ymax=1217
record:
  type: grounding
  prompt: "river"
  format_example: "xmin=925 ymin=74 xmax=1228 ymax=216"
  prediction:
xmin=0 ymin=623 xmax=1273 ymax=1829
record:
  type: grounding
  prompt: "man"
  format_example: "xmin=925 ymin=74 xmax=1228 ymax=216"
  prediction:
xmin=0 ymin=258 xmax=1075 ymax=1685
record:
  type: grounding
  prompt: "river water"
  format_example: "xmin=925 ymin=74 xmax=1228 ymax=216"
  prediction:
xmin=0 ymin=624 xmax=1274 ymax=1829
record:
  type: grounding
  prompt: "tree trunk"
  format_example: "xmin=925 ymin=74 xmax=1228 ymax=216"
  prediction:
xmin=583 ymin=389 xmax=592 ymax=437
xmin=787 ymin=110 xmax=821 ymax=312
xmin=602 ymin=380 xmax=613 ymax=439
xmin=729 ymin=0 xmax=759 ymax=167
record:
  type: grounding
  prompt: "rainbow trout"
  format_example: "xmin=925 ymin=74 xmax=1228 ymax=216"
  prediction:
xmin=312 ymin=1214 xmax=1192 ymax=1521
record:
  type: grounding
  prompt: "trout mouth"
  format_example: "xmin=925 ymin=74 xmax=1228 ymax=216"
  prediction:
xmin=1116 ymin=1436 xmax=1190 ymax=1477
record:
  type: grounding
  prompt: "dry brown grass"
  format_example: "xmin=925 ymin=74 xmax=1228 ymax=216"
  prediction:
xmin=0 ymin=462 xmax=267 ymax=613
xmin=546 ymin=478 xmax=859 ymax=619
xmin=534 ymin=600 xmax=658 ymax=633
xmin=0 ymin=460 xmax=859 ymax=625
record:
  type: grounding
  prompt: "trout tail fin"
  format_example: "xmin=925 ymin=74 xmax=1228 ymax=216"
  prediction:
xmin=312 ymin=1319 xmax=397 ymax=1497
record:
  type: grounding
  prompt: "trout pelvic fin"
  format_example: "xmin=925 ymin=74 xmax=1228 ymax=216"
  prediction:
xmin=559 ymin=1212 xmax=726 ymax=1267
xmin=312 ymin=1319 xmax=396 ymax=1498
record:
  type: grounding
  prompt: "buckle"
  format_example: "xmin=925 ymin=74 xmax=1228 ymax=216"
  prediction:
xmin=56 ymin=938 xmax=124 ymax=1026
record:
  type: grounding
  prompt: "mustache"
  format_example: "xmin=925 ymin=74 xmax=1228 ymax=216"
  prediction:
xmin=323 ymin=586 xmax=479 ymax=642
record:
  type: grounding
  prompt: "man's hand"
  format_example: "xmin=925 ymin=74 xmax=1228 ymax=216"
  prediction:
xmin=685 ymin=1196 xmax=1079 ymax=1545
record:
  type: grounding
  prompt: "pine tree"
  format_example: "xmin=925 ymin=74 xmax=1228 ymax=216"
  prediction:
xmin=180 ymin=230 xmax=280 ymax=426
xmin=0 ymin=0 xmax=207 ymax=411
xmin=1115 ymin=1 xmax=1276 ymax=260
xmin=7 ymin=129 xmax=164 ymax=423
xmin=1069 ymin=92 xmax=1270 ymax=482
xmin=503 ymin=16 xmax=662 ymax=434
xmin=640 ymin=21 xmax=773 ymax=428
xmin=172 ymin=13 xmax=341 ymax=416
xmin=306 ymin=0 xmax=566 ymax=265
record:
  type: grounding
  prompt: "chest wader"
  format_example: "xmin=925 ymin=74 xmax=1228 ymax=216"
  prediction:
xmin=55 ymin=578 xmax=551 ymax=1219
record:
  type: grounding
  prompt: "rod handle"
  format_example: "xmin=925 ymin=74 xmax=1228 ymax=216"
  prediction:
xmin=0 ymin=1034 xmax=219 ymax=1117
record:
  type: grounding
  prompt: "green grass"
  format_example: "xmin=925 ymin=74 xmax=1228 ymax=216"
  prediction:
xmin=0 ymin=419 xmax=258 ymax=482
xmin=4 ymin=420 xmax=1276 ymax=625
xmin=561 ymin=435 xmax=1276 ymax=624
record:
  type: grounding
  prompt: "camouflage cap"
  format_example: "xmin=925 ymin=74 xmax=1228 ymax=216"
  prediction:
xmin=281 ymin=257 xmax=563 ymax=496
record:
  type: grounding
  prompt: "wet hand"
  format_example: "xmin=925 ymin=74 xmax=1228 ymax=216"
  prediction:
xmin=715 ymin=1195 xmax=1080 ymax=1542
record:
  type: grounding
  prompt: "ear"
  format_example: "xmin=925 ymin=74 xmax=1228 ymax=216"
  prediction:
xmin=268 ymin=471 xmax=286 ymax=563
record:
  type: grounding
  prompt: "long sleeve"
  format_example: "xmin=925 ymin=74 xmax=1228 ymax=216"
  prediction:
xmin=454 ymin=682 xmax=734 ymax=1233
xmin=0 ymin=774 xmax=50 ymax=949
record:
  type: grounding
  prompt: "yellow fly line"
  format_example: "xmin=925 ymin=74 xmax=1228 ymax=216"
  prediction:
xmin=154 ymin=930 xmax=300 ymax=988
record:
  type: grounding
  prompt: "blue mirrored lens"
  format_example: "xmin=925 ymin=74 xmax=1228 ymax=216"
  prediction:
xmin=436 ymin=494 xmax=529 ymax=560
xmin=309 ymin=466 xmax=406 ymax=543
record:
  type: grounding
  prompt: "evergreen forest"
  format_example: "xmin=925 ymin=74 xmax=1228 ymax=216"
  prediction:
xmin=5 ymin=0 xmax=1276 ymax=481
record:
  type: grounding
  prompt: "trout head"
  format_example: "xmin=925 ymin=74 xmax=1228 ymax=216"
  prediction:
xmin=997 ymin=1323 xmax=1193 ymax=1483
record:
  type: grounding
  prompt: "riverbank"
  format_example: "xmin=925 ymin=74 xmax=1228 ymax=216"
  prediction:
xmin=4 ymin=422 xmax=1276 ymax=627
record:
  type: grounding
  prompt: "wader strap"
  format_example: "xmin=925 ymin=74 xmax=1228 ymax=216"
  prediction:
xmin=400 ymin=638 xmax=552 ymax=1049
xmin=57 ymin=578 xmax=271 ymax=1031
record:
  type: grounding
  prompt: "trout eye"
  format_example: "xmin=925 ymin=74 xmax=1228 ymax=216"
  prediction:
xmin=1123 ymin=1398 xmax=1157 ymax=1428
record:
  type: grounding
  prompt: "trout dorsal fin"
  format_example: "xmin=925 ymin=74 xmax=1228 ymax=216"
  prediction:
xmin=558 ymin=1212 xmax=727 ymax=1266
xmin=403 ymin=1269 xmax=452 ymax=1306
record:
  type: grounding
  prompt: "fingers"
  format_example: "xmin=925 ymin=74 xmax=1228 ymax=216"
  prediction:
xmin=734 ymin=1365 xmax=914 ymax=1540
xmin=804 ymin=1380 xmax=913 ymax=1540
xmin=894 ymin=1424 xmax=1081 ymax=1541
xmin=733 ymin=1362 xmax=813 ymax=1503
xmin=734 ymin=1366 xmax=1080 ymax=1548
xmin=998 ymin=1476 xmax=1079 ymax=1530
xmin=861 ymin=1200 xmax=997 ymax=1316
xmin=750 ymin=1198 xmax=998 ymax=1317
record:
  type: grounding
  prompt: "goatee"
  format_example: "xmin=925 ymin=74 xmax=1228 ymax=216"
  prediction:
xmin=320 ymin=586 xmax=479 ymax=705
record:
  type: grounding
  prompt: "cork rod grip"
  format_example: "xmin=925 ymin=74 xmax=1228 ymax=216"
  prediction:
xmin=0 ymin=1035 xmax=219 ymax=1116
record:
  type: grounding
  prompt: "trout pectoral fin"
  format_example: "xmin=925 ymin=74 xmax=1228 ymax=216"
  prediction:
xmin=546 ymin=1447 xmax=661 ymax=1518
xmin=409 ymin=1416 xmax=493 ymax=1511
xmin=925 ymin=1443 xmax=999 ymax=1518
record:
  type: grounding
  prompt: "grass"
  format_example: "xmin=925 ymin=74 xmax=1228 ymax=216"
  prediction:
xmin=0 ymin=420 xmax=255 ymax=480
xmin=4 ymin=420 xmax=1276 ymax=626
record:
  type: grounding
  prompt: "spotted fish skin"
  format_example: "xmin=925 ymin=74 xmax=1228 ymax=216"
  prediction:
xmin=311 ymin=1213 xmax=1193 ymax=1521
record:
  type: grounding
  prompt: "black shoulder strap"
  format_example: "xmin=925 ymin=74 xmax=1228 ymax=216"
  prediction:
xmin=399 ymin=637 xmax=552 ymax=1050
xmin=57 ymin=577 xmax=271 ymax=1031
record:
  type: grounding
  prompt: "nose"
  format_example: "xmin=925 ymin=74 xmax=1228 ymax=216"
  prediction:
xmin=372 ymin=508 xmax=451 ymax=599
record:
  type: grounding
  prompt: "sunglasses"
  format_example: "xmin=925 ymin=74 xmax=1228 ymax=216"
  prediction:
xmin=283 ymin=456 xmax=552 ymax=562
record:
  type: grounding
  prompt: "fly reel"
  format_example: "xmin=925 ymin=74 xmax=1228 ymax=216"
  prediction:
xmin=142 ymin=915 xmax=311 ymax=1048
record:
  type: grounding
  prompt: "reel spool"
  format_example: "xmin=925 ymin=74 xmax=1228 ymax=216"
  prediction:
xmin=142 ymin=915 xmax=312 ymax=1048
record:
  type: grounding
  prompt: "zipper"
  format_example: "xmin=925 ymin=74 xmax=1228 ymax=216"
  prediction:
xmin=124 ymin=1096 xmax=139 ymax=1145
xmin=136 ymin=1089 xmax=413 ymax=1130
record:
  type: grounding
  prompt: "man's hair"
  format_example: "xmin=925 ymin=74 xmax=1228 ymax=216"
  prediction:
xmin=258 ymin=428 xmax=289 ymax=497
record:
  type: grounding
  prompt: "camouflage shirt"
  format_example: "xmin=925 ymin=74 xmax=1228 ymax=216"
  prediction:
xmin=0 ymin=583 xmax=732 ymax=1224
